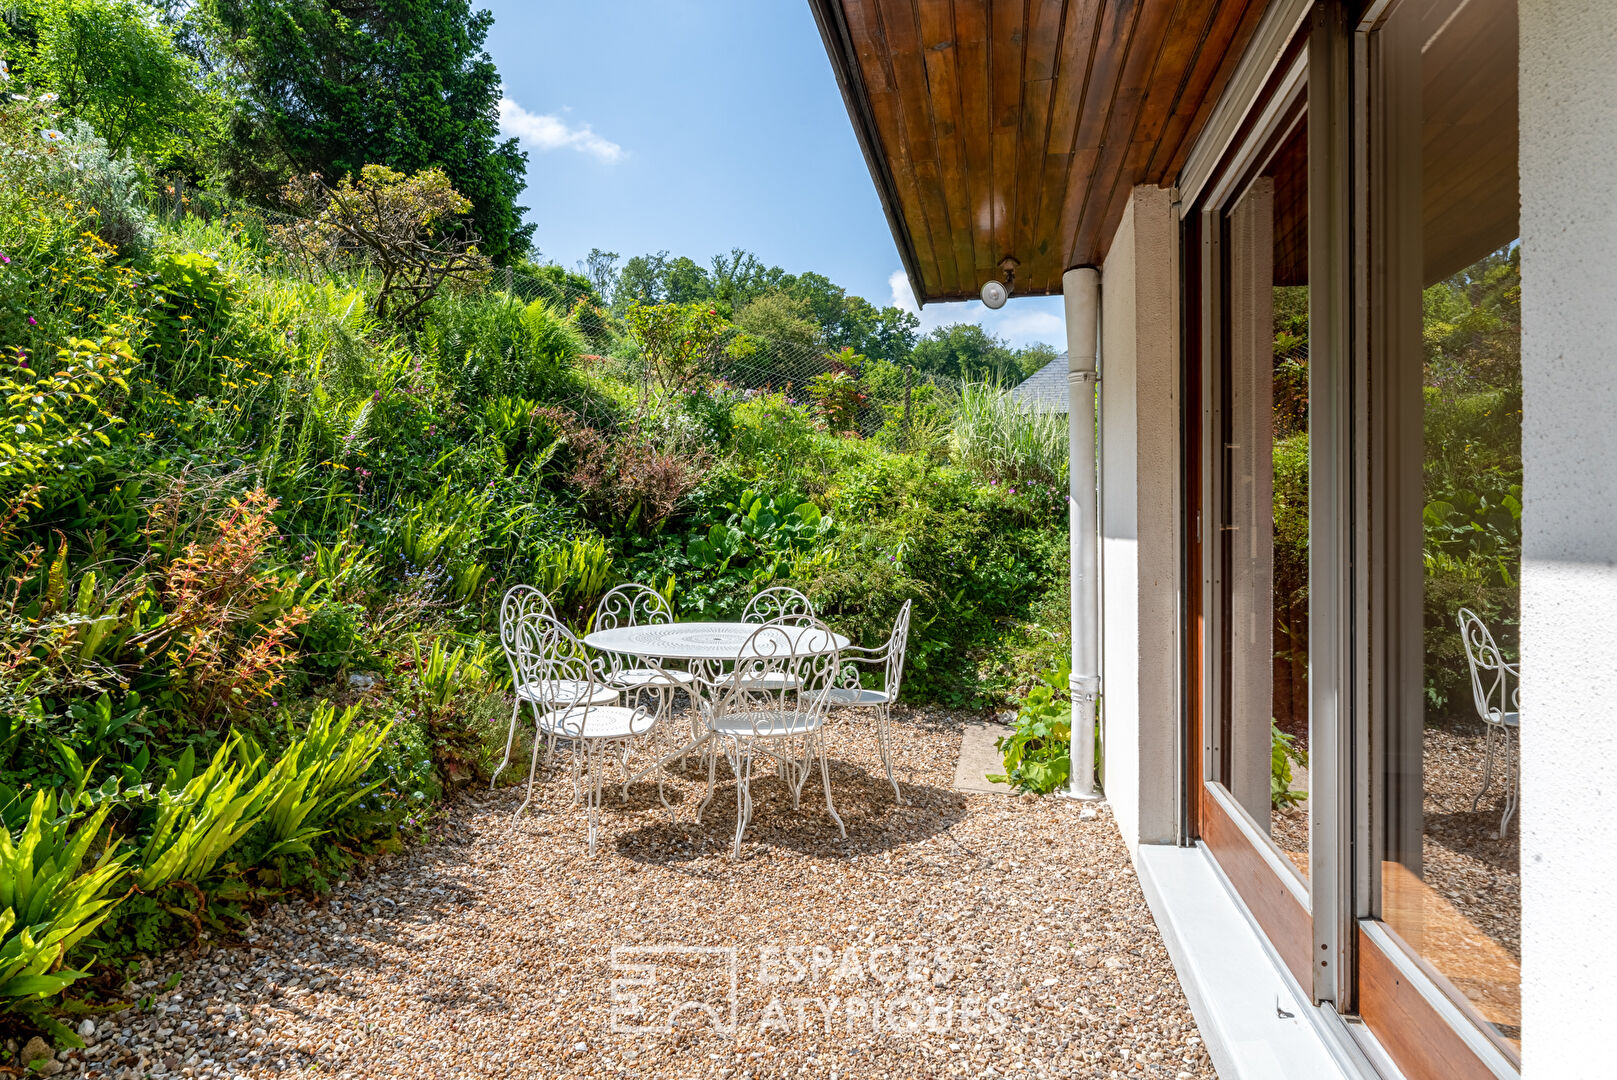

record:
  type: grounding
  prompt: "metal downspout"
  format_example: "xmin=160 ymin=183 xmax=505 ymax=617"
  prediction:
xmin=1064 ymin=266 xmax=1102 ymax=800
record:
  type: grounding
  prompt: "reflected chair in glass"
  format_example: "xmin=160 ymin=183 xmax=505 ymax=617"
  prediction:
xmin=1458 ymin=607 xmax=1521 ymax=838
xmin=512 ymin=613 xmax=658 ymax=855
xmin=492 ymin=585 xmax=618 ymax=789
xmin=826 ymin=599 xmax=913 ymax=804
xmin=693 ymin=619 xmax=845 ymax=859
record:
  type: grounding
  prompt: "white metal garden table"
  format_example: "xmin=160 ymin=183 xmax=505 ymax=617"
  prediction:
xmin=583 ymin=621 xmax=848 ymax=790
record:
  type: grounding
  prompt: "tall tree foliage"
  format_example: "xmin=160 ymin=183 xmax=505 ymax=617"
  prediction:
xmin=23 ymin=0 xmax=199 ymax=158
xmin=203 ymin=0 xmax=531 ymax=263
xmin=607 ymin=247 xmax=921 ymax=364
xmin=910 ymin=324 xmax=1052 ymax=384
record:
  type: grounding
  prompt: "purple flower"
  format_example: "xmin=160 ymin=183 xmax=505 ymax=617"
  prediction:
xmin=990 ymin=479 xmax=997 ymax=486
xmin=26 ymin=316 xmax=35 ymax=326
xmin=372 ymin=390 xmax=382 ymax=401
xmin=1009 ymin=487 xmax=1016 ymax=494
xmin=270 ymin=699 xmax=279 ymax=707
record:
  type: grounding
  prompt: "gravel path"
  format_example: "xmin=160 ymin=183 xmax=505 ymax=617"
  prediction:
xmin=59 ymin=706 xmax=1214 ymax=1080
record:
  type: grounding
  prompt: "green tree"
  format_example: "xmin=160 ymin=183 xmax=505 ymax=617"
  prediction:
xmin=734 ymin=290 xmax=820 ymax=347
xmin=202 ymin=0 xmax=532 ymax=263
xmin=910 ymin=324 xmax=1021 ymax=382
xmin=32 ymin=0 xmax=198 ymax=156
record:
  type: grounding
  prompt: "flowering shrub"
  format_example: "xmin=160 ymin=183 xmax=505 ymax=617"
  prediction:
xmin=146 ymin=488 xmax=307 ymax=727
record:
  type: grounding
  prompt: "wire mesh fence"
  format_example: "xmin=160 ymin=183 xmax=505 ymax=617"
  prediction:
xmin=147 ymin=177 xmax=974 ymax=445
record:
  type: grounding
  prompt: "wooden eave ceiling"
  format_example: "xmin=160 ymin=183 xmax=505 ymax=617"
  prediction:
xmin=810 ymin=0 xmax=1269 ymax=302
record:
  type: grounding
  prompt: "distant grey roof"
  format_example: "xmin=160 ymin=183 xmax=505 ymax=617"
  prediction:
xmin=1010 ymin=354 xmax=1069 ymax=412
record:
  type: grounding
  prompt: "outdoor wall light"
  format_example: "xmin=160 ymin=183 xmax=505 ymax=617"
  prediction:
xmin=980 ymin=256 xmax=1019 ymax=309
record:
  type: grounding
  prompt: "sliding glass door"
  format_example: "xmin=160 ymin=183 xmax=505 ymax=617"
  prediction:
xmin=1189 ymin=34 xmax=1318 ymax=991
xmin=1363 ymin=0 xmax=1522 ymax=1072
xmin=1185 ymin=3 xmax=1523 ymax=1076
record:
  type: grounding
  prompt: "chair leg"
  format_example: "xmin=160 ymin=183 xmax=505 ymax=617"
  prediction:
xmin=876 ymin=705 xmax=904 ymax=805
xmin=817 ymin=733 xmax=845 ymax=839
xmin=1473 ymin=722 xmax=1499 ymax=813
xmin=1500 ymin=727 xmax=1520 ymax=840
xmin=618 ymin=742 xmax=633 ymax=804
xmin=491 ymin=697 xmax=522 ymax=790
xmin=789 ymin=738 xmax=813 ymax=809
xmin=513 ymin=715 xmax=547 ymax=820
xmin=731 ymin=744 xmax=754 ymax=860
xmin=585 ymin=741 xmax=603 ymax=857
xmin=696 ymin=738 xmax=719 ymax=824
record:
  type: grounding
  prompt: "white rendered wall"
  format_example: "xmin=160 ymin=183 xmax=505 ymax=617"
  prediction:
xmin=1099 ymin=185 xmax=1180 ymax=849
xmin=1519 ymin=0 xmax=1617 ymax=1073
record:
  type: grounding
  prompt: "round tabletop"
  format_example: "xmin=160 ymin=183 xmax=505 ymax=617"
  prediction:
xmin=583 ymin=621 xmax=848 ymax=661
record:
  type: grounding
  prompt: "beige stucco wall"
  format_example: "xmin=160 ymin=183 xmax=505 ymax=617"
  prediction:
xmin=1519 ymin=0 xmax=1617 ymax=1072
xmin=1098 ymin=185 xmax=1181 ymax=849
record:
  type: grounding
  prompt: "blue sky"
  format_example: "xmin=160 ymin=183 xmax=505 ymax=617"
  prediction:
xmin=481 ymin=0 xmax=1066 ymax=351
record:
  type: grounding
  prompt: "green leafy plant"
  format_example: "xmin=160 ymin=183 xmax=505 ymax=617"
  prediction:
xmin=130 ymin=737 xmax=281 ymax=894
xmin=0 ymin=336 xmax=134 ymax=486
xmin=1271 ymin=723 xmax=1308 ymax=809
xmin=988 ymin=662 xmax=1073 ymax=794
xmin=251 ymin=703 xmax=393 ymax=859
xmin=806 ymin=349 xmax=869 ymax=435
xmin=530 ymin=535 xmax=615 ymax=624
xmin=0 ymin=791 xmax=128 ymax=1044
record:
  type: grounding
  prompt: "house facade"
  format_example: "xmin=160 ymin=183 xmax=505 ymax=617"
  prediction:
xmin=811 ymin=1 xmax=1612 ymax=1077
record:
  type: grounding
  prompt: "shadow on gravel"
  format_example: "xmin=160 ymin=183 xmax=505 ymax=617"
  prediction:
xmin=611 ymin=757 xmax=967 ymax=865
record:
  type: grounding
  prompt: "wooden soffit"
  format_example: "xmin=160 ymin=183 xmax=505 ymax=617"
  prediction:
xmin=810 ymin=0 xmax=1270 ymax=301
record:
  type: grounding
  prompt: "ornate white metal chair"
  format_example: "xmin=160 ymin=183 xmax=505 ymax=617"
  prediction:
xmin=738 ymin=586 xmax=816 ymax=692
xmin=693 ymin=619 xmax=845 ymax=859
xmin=1458 ymin=607 xmax=1521 ymax=838
xmin=492 ymin=585 xmax=618 ymax=788
xmin=741 ymin=584 xmax=816 ymax=625
xmin=512 ymin=613 xmax=658 ymax=855
xmin=592 ymin=583 xmax=697 ymax=746
xmin=827 ymin=599 xmax=913 ymax=804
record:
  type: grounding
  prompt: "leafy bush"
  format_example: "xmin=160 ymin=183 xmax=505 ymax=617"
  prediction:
xmin=41 ymin=120 xmax=154 ymax=255
xmin=422 ymin=291 xmax=584 ymax=406
xmin=988 ymin=662 xmax=1072 ymax=794
xmin=1271 ymin=722 xmax=1308 ymax=808
xmin=731 ymin=393 xmax=818 ymax=484
xmin=274 ymin=164 xmax=490 ymax=323
xmin=0 ymin=791 xmax=127 ymax=1044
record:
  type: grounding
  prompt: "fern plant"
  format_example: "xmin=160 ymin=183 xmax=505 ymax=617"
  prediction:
xmin=0 ymin=791 xmax=128 ymax=1044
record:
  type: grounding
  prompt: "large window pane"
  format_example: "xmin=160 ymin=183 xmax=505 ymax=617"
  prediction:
xmin=1378 ymin=0 xmax=1521 ymax=1058
xmin=1214 ymin=111 xmax=1310 ymax=880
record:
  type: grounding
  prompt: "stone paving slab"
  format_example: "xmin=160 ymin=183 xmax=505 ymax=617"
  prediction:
xmin=953 ymin=720 xmax=1016 ymax=794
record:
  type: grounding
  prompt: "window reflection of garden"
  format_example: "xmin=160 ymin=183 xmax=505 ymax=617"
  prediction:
xmin=1400 ymin=242 xmax=1523 ymax=1051
xmin=1268 ymin=285 xmax=1311 ymax=869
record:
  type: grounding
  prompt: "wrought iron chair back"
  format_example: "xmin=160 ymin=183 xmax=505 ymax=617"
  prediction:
xmin=514 ymin=612 xmax=610 ymax=739
xmin=706 ymin=619 xmax=840 ymax=735
xmin=592 ymin=582 xmax=674 ymax=631
xmin=1458 ymin=607 xmax=1519 ymax=723
xmin=835 ymin=599 xmax=913 ymax=699
xmin=741 ymin=585 xmax=816 ymax=626
xmin=499 ymin=585 xmax=557 ymax=683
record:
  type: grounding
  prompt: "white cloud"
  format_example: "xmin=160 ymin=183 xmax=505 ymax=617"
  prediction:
xmin=498 ymin=97 xmax=624 ymax=163
xmin=889 ymin=268 xmax=1066 ymax=351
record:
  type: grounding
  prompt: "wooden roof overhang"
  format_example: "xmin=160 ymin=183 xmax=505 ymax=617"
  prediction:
xmin=809 ymin=0 xmax=1272 ymax=302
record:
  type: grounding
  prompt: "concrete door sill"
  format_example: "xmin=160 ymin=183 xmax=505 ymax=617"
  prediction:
xmin=1134 ymin=842 xmax=1404 ymax=1080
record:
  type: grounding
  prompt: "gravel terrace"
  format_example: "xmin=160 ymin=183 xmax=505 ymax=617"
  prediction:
xmin=58 ymin=706 xmax=1215 ymax=1080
